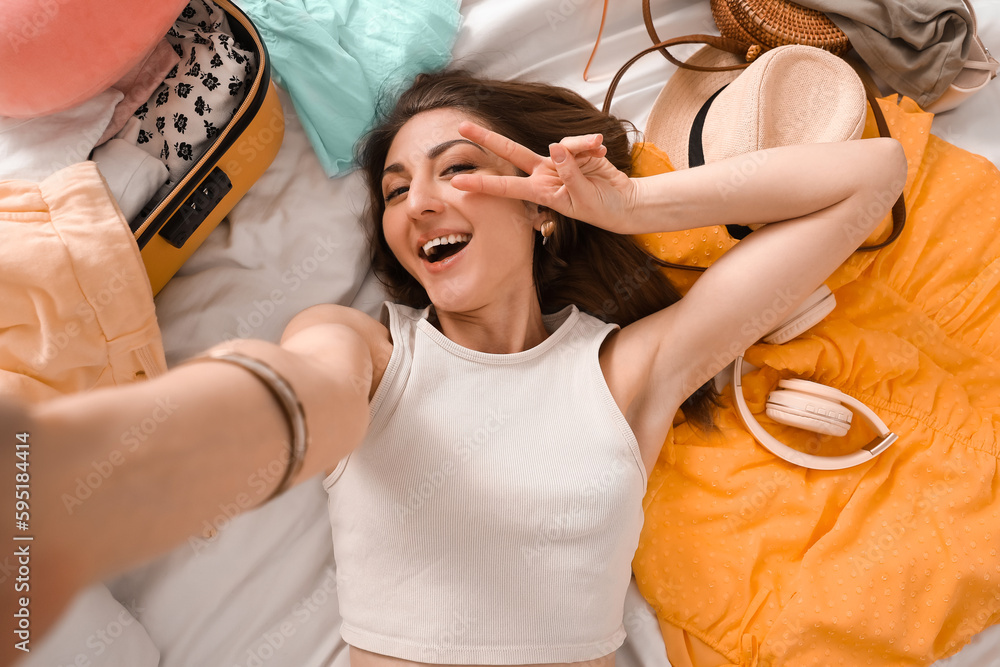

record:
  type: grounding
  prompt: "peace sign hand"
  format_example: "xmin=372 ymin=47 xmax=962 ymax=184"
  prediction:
xmin=450 ymin=121 xmax=638 ymax=233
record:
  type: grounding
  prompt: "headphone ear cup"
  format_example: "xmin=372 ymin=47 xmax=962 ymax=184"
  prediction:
xmin=766 ymin=389 xmax=852 ymax=437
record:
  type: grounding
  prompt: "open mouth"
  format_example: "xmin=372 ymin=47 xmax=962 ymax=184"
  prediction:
xmin=420 ymin=235 xmax=471 ymax=264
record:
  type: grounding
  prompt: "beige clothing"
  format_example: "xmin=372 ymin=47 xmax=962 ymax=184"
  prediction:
xmin=0 ymin=161 xmax=166 ymax=402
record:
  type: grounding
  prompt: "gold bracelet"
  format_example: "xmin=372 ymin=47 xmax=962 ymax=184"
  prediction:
xmin=182 ymin=350 xmax=308 ymax=502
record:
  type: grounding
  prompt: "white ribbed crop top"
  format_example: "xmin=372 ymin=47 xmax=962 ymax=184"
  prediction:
xmin=323 ymin=301 xmax=647 ymax=664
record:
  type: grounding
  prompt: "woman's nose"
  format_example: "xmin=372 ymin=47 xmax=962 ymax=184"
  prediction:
xmin=405 ymin=176 xmax=444 ymax=217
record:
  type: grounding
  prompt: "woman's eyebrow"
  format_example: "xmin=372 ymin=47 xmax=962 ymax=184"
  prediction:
xmin=428 ymin=138 xmax=486 ymax=160
xmin=381 ymin=139 xmax=487 ymax=180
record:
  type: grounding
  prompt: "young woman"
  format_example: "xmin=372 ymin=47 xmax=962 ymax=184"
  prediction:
xmin=3 ymin=70 xmax=905 ymax=666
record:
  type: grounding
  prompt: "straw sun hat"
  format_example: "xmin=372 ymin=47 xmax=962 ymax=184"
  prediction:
xmin=645 ymin=44 xmax=868 ymax=170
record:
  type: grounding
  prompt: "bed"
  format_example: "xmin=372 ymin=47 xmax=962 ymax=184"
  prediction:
xmin=23 ymin=0 xmax=1000 ymax=665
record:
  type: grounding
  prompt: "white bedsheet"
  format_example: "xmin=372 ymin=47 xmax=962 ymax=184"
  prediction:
xmin=30 ymin=0 xmax=1000 ymax=665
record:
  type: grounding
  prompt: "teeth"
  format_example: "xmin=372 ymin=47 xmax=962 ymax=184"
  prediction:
xmin=422 ymin=233 xmax=471 ymax=256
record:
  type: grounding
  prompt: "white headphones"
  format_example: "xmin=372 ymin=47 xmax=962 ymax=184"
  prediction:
xmin=731 ymin=285 xmax=897 ymax=470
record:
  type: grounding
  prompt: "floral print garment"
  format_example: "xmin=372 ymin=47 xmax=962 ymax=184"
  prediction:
xmin=133 ymin=0 xmax=256 ymax=190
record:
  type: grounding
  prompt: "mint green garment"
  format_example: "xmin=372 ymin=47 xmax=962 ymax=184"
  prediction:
xmin=239 ymin=0 xmax=462 ymax=177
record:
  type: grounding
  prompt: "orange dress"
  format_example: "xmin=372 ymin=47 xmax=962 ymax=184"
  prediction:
xmin=630 ymin=97 xmax=1000 ymax=666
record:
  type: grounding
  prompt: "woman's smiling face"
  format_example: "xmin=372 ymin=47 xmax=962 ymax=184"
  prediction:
xmin=380 ymin=108 xmax=544 ymax=313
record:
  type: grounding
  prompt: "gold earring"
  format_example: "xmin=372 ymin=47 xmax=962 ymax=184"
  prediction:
xmin=540 ymin=220 xmax=554 ymax=245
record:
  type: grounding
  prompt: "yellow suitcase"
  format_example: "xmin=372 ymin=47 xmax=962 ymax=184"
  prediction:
xmin=131 ymin=0 xmax=284 ymax=296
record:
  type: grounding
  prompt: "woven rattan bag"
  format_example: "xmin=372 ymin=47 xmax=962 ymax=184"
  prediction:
xmin=707 ymin=0 xmax=849 ymax=56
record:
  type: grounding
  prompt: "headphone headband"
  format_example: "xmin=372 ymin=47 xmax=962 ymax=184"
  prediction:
xmin=732 ymin=356 xmax=897 ymax=470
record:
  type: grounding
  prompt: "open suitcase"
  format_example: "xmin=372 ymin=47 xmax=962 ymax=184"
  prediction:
xmin=130 ymin=0 xmax=284 ymax=296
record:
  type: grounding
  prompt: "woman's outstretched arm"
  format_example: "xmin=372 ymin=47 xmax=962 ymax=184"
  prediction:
xmin=449 ymin=121 xmax=906 ymax=459
xmin=620 ymin=138 xmax=907 ymax=400
xmin=0 ymin=321 xmax=372 ymax=657
xmin=619 ymin=139 xmax=906 ymax=236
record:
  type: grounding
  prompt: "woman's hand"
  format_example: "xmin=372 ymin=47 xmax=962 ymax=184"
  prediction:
xmin=450 ymin=121 xmax=638 ymax=232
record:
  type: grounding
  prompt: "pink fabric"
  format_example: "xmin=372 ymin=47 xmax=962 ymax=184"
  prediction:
xmin=0 ymin=0 xmax=189 ymax=118
xmin=97 ymin=39 xmax=181 ymax=146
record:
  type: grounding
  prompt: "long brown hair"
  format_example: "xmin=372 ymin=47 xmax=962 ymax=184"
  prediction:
xmin=355 ymin=70 xmax=719 ymax=428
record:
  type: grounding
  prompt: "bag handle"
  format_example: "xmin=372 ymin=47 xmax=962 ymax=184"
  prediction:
xmin=844 ymin=57 xmax=906 ymax=250
xmin=642 ymin=0 xmax=659 ymax=53
xmin=601 ymin=34 xmax=752 ymax=114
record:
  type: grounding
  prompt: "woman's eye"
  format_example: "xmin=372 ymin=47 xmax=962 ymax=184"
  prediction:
xmin=383 ymin=164 xmax=474 ymax=202
xmin=384 ymin=185 xmax=407 ymax=203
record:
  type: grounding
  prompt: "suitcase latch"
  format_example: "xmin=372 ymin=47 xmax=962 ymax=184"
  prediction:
xmin=159 ymin=167 xmax=234 ymax=248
